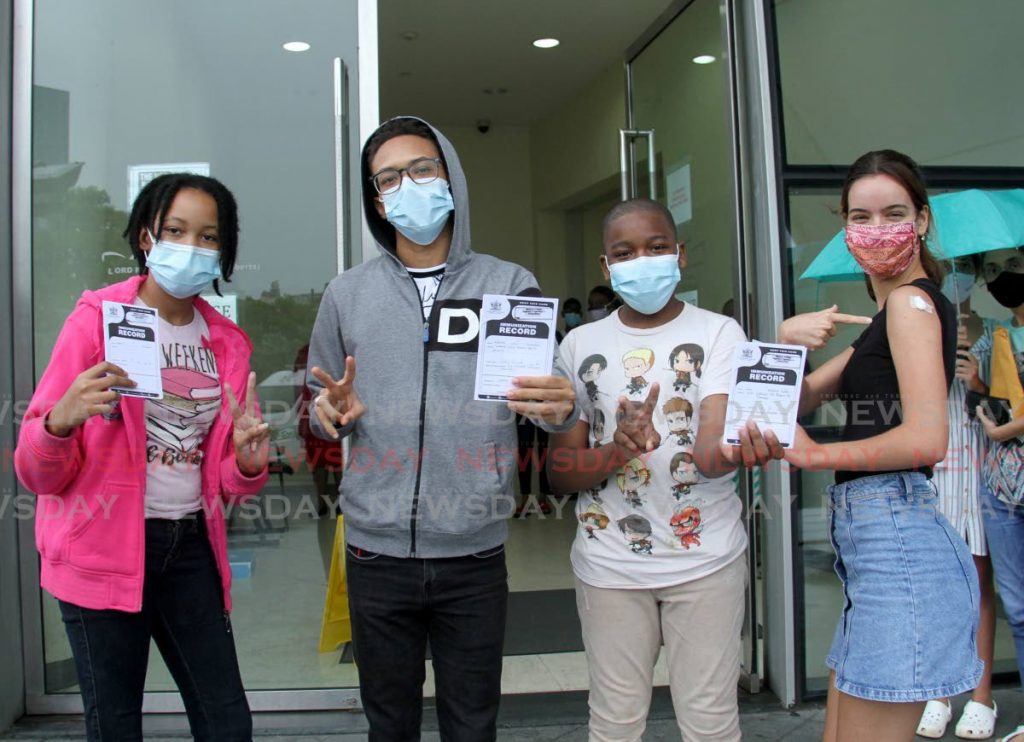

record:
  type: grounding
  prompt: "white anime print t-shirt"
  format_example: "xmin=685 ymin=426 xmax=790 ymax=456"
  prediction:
xmin=560 ymin=303 xmax=747 ymax=589
xmin=139 ymin=303 xmax=221 ymax=519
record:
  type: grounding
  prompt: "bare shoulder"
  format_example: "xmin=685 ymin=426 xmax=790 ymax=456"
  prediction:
xmin=886 ymin=284 xmax=941 ymax=341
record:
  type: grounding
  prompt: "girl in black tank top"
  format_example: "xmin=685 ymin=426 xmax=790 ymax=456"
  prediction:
xmin=764 ymin=150 xmax=981 ymax=739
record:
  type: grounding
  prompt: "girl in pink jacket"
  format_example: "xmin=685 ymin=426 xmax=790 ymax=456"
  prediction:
xmin=15 ymin=174 xmax=269 ymax=741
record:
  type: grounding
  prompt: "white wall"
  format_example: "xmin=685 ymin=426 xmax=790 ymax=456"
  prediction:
xmin=776 ymin=0 xmax=1024 ymax=167
xmin=443 ymin=125 xmax=536 ymax=273
xmin=529 ymin=62 xmax=626 ymax=303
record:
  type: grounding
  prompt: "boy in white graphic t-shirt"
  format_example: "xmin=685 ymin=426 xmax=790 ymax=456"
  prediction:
xmin=548 ymin=199 xmax=782 ymax=742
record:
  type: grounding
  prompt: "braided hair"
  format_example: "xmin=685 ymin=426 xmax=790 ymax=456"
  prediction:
xmin=123 ymin=173 xmax=239 ymax=296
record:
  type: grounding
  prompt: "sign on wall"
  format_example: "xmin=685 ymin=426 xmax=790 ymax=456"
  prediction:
xmin=666 ymin=160 xmax=692 ymax=226
xmin=202 ymin=293 xmax=238 ymax=323
xmin=127 ymin=162 xmax=210 ymax=208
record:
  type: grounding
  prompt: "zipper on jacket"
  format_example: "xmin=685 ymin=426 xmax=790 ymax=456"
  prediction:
xmin=407 ymin=272 xmax=443 ymax=557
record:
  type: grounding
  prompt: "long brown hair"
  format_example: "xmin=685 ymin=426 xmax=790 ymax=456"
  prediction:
xmin=840 ymin=150 xmax=945 ymax=296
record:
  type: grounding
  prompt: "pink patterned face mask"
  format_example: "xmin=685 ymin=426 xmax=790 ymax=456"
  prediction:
xmin=844 ymin=221 xmax=920 ymax=279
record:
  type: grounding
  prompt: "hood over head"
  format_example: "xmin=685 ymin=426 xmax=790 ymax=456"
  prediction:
xmin=360 ymin=116 xmax=472 ymax=271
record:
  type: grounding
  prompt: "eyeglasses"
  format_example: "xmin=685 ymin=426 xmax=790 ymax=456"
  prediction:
xmin=981 ymin=252 xmax=1024 ymax=283
xmin=370 ymin=157 xmax=442 ymax=195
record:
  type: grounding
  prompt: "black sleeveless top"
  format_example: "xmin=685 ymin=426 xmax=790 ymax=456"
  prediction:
xmin=835 ymin=278 xmax=956 ymax=484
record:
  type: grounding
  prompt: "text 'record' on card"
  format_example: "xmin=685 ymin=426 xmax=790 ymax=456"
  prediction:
xmin=474 ymin=294 xmax=559 ymax=402
xmin=725 ymin=341 xmax=807 ymax=448
xmin=102 ymin=300 xmax=164 ymax=399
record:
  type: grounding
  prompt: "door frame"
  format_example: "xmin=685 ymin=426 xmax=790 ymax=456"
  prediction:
xmin=12 ymin=0 xmax=379 ymax=714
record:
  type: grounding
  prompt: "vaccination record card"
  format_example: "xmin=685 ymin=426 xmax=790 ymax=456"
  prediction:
xmin=102 ymin=300 xmax=163 ymax=399
xmin=474 ymin=294 xmax=559 ymax=402
xmin=725 ymin=341 xmax=806 ymax=448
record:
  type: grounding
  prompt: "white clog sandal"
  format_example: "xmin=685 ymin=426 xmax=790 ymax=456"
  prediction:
xmin=956 ymin=700 xmax=997 ymax=739
xmin=917 ymin=699 xmax=952 ymax=739
xmin=997 ymin=724 xmax=1024 ymax=742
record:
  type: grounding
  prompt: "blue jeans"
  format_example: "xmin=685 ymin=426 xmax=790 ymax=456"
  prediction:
xmin=981 ymin=480 xmax=1024 ymax=680
xmin=345 ymin=543 xmax=508 ymax=742
xmin=59 ymin=515 xmax=251 ymax=742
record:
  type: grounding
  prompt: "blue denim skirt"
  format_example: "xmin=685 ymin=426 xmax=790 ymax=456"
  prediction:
xmin=826 ymin=472 xmax=983 ymax=702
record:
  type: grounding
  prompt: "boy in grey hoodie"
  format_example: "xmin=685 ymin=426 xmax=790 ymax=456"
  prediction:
xmin=305 ymin=117 xmax=577 ymax=741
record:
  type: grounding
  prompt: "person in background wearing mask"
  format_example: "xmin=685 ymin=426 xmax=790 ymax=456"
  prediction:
xmin=14 ymin=174 xmax=270 ymax=741
xmin=774 ymin=150 xmax=978 ymax=742
xmin=587 ymin=284 xmax=617 ymax=322
xmin=304 ymin=117 xmax=577 ymax=741
xmin=562 ymin=297 xmax=583 ymax=335
xmin=968 ymin=247 xmax=1024 ymax=742
xmin=548 ymin=198 xmax=776 ymax=740
xmin=915 ymin=254 xmax=998 ymax=740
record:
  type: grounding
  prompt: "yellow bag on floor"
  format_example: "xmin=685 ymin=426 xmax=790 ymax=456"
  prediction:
xmin=318 ymin=515 xmax=352 ymax=653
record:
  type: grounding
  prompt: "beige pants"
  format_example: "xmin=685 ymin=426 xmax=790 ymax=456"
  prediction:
xmin=574 ymin=554 xmax=747 ymax=742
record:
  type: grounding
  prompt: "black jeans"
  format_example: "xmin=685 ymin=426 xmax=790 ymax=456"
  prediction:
xmin=59 ymin=515 xmax=251 ymax=742
xmin=516 ymin=416 xmax=551 ymax=495
xmin=346 ymin=543 xmax=509 ymax=742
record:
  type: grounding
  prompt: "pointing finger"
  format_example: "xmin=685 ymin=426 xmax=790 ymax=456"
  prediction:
xmin=831 ymin=312 xmax=873 ymax=325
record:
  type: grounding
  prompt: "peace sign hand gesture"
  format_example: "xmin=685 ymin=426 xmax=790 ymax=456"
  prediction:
xmin=310 ymin=357 xmax=365 ymax=440
xmin=225 ymin=371 xmax=270 ymax=476
xmin=613 ymin=383 xmax=662 ymax=455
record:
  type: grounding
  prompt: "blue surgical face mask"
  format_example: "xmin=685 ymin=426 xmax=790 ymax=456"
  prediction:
xmin=564 ymin=312 xmax=582 ymax=329
xmin=381 ymin=177 xmax=455 ymax=246
xmin=606 ymin=251 xmax=681 ymax=315
xmin=941 ymin=270 xmax=976 ymax=304
xmin=145 ymin=233 xmax=222 ymax=299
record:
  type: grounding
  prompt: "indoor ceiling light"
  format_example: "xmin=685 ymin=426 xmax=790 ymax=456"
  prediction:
xmin=533 ymin=38 xmax=560 ymax=49
xmin=692 ymin=54 xmax=716 ymax=64
xmin=283 ymin=41 xmax=311 ymax=52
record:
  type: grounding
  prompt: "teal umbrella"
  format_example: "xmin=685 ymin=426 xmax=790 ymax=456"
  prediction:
xmin=800 ymin=188 xmax=1024 ymax=282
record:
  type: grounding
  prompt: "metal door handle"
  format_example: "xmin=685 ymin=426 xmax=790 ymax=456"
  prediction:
xmin=618 ymin=129 xmax=657 ymax=200
xmin=333 ymin=58 xmax=348 ymax=274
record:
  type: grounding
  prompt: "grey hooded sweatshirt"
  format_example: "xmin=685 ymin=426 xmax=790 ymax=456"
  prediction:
xmin=306 ymin=116 xmax=578 ymax=558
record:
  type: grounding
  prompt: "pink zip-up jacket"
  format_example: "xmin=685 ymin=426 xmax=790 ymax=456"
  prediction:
xmin=15 ymin=276 xmax=269 ymax=612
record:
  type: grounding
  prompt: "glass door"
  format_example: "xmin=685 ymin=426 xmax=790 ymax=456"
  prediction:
xmin=623 ymin=0 xmax=762 ymax=692
xmin=20 ymin=0 xmax=374 ymax=712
